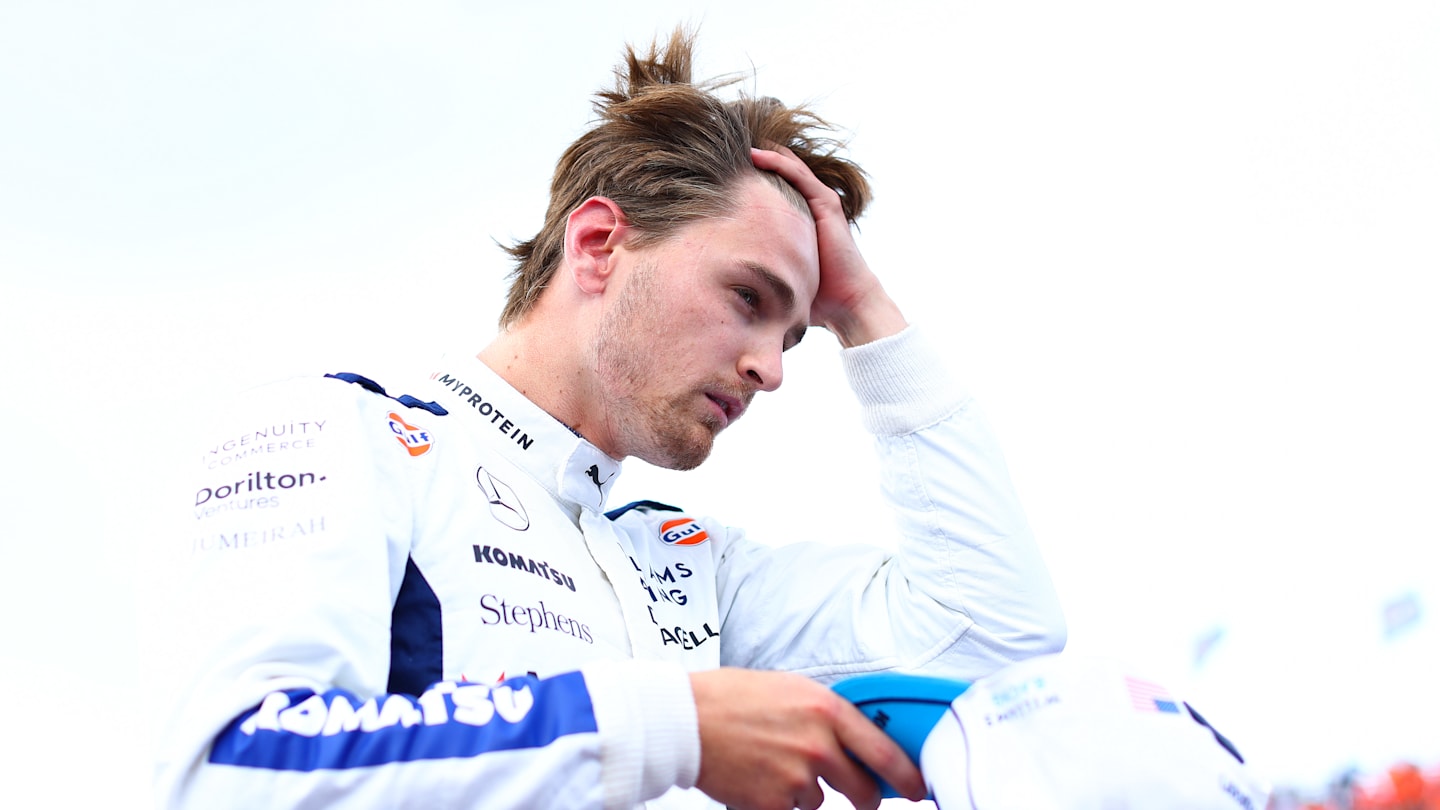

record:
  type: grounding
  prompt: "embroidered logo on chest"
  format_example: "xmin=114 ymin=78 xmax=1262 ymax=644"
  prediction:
xmin=476 ymin=466 xmax=529 ymax=531
xmin=659 ymin=517 xmax=708 ymax=546
xmin=388 ymin=412 xmax=434 ymax=457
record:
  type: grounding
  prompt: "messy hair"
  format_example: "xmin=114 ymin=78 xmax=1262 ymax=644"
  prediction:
xmin=499 ymin=27 xmax=871 ymax=326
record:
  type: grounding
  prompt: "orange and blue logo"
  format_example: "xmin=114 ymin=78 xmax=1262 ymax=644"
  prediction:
xmin=660 ymin=517 xmax=708 ymax=546
xmin=388 ymin=412 xmax=433 ymax=457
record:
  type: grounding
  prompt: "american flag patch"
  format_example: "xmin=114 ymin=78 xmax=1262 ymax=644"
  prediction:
xmin=1125 ymin=676 xmax=1181 ymax=714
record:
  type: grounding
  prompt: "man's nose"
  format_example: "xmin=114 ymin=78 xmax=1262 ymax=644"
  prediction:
xmin=741 ymin=341 xmax=784 ymax=393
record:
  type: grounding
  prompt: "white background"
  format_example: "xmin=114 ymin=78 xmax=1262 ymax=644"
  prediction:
xmin=2 ymin=1 xmax=1437 ymax=807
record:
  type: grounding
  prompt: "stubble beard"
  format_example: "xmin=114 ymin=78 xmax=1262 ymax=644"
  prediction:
xmin=591 ymin=261 xmax=719 ymax=471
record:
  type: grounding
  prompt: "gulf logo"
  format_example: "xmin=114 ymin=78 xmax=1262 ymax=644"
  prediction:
xmin=660 ymin=517 xmax=709 ymax=546
xmin=388 ymin=411 xmax=433 ymax=457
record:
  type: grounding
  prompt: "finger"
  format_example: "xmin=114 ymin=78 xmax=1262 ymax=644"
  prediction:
xmin=794 ymin=781 xmax=827 ymax=810
xmin=832 ymin=701 xmax=928 ymax=802
xmin=819 ymin=763 xmax=883 ymax=810
xmin=749 ymin=144 xmax=796 ymax=165
xmin=749 ymin=147 xmax=837 ymax=205
xmin=749 ymin=147 xmax=814 ymax=190
xmin=752 ymin=141 xmax=799 ymax=160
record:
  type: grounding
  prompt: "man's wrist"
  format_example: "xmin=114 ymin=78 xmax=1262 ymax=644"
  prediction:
xmin=583 ymin=659 xmax=700 ymax=808
xmin=824 ymin=290 xmax=909 ymax=348
xmin=842 ymin=326 xmax=968 ymax=436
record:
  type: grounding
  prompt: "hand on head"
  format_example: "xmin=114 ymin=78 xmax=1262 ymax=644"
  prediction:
xmin=750 ymin=147 xmax=909 ymax=348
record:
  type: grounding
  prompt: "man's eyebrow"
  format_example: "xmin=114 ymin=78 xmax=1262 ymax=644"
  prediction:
xmin=740 ymin=261 xmax=807 ymax=349
xmin=740 ymin=261 xmax=796 ymax=313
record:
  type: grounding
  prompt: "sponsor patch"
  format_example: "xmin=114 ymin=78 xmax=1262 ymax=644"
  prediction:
xmin=193 ymin=471 xmax=327 ymax=521
xmin=473 ymin=545 xmax=576 ymax=591
xmin=476 ymin=467 xmax=529 ymax=531
xmin=431 ymin=372 xmax=535 ymax=451
xmin=480 ymin=594 xmax=594 ymax=644
xmin=1125 ymin=676 xmax=1181 ymax=714
xmin=192 ymin=516 xmax=327 ymax=553
xmin=660 ymin=517 xmax=708 ymax=546
xmin=209 ymin=672 xmax=598 ymax=770
xmin=388 ymin=412 xmax=433 ymax=457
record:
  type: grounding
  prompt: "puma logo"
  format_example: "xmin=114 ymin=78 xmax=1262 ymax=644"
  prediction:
xmin=585 ymin=464 xmax=613 ymax=496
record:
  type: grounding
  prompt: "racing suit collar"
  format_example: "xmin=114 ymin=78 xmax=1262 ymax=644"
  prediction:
xmin=419 ymin=353 xmax=623 ymax=520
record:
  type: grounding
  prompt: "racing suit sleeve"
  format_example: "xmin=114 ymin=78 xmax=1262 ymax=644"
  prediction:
xmin=150 ymin=377 xmax=697 ymax=809
xmin=712 ymin=326 xmax=1066 ymax=683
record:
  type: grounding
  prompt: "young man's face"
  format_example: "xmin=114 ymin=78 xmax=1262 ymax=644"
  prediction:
xmin=588 ymin=177 xmax=819 ymax=470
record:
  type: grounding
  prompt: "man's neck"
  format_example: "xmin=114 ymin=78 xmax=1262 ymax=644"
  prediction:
xmin=478 ymin=325 xmax=600 ymax=452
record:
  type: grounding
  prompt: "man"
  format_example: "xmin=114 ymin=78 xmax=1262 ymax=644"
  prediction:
xmin=153 ymin=29 xmax=1065 ymax=810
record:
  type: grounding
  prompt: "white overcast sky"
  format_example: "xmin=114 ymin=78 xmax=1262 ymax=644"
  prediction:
xmin=2 ymin=1 xmax=1437 ymax=807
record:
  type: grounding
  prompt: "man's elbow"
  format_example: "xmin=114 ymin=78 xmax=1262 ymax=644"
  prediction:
xmin=998 ymin=604 xmax=1068 ymax=662
xmin=1031 ymin=611 xmax=1068 ymax=656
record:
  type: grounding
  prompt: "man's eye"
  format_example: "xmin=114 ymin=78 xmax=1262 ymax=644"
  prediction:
xmin=736 ymin=288 xmax=759 ymax=308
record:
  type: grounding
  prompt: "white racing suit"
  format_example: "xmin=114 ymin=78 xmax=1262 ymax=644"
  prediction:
xmin=152 ymin=327 xmax=1065 ymax=809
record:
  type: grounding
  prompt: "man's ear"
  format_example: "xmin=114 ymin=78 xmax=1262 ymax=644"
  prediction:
xmin=564 ymin=197 xmax=630 ymax=294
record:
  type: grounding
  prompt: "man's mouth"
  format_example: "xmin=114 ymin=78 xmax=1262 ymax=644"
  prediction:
xmin=704 ymin=392 xmax=746 ymax=428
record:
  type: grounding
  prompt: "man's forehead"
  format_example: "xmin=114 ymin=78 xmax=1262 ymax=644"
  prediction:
xmin=753 ymin=171 xmax=812 ymax=221
xmin=734 ymin=172 xmax=811 ymax=224
xmin=730 ymin=181 xmax=818 ymax=267
xmin=717 ymin=178 xmax=818 ymax=250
